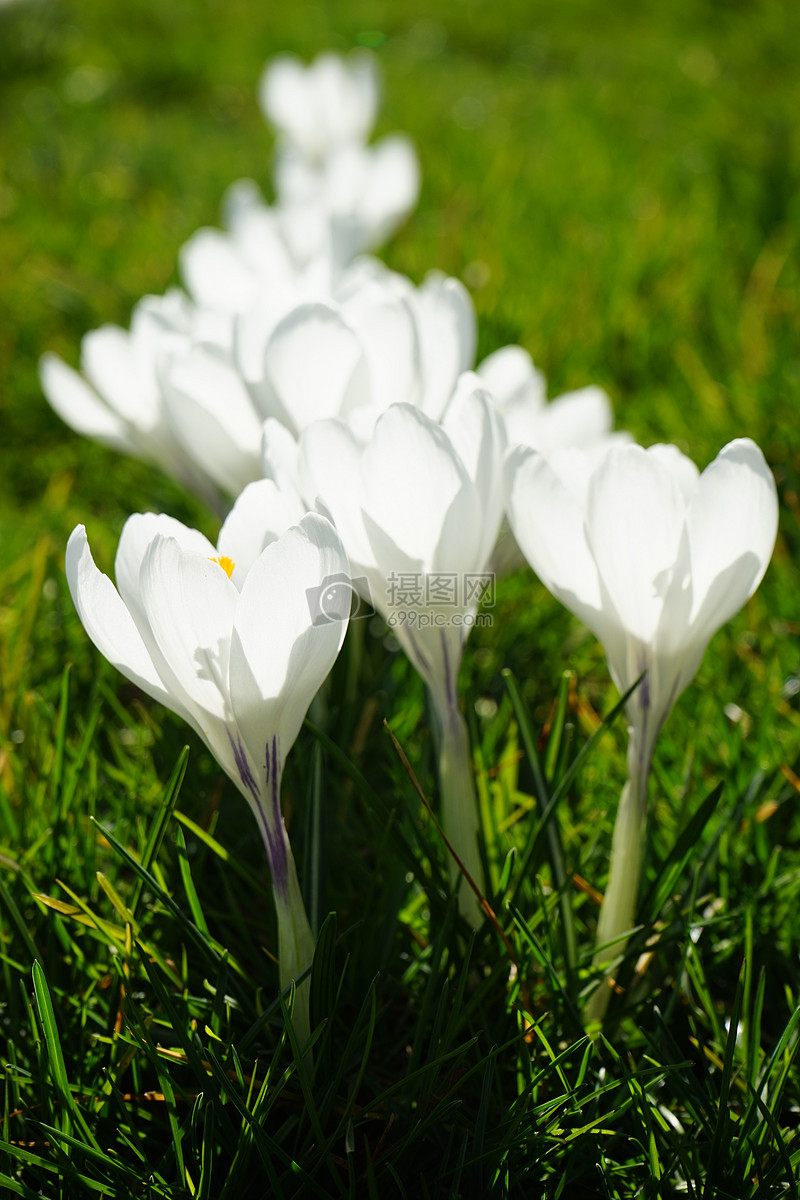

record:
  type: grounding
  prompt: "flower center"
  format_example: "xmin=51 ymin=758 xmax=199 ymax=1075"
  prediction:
xmin=209 ymin=555 xmax=235 ymax=579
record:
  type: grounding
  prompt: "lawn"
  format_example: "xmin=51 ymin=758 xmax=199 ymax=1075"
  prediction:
xmin=1 ymin=0 xmax=800 ymax=1195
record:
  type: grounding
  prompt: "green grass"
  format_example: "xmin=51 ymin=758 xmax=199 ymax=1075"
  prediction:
xmin=2 ymin=0 xmax=800 ymax=1194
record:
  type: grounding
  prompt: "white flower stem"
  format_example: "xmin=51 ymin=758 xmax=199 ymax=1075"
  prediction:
xmin=584 ymin=723 xmax=653 ymax=1026
xmin=436 ymin=698 xmax=485 ymax=927
xmin=272 ymin=839 xmax=316 ymax=1049
xmin=243 ymin=734 xmax=316 ymax=1050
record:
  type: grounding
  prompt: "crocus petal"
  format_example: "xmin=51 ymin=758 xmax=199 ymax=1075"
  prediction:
xmin=356 ymin=135 xmax=420 ymax=246
xmin=66 ymin=525 xmax=180 ymax=715
xmin=298 ymin=418 xmax=374 ymax=568
xmin=160 ymin=348 xmax=263 ymax=494
xmin=645 ymin=443 xmax=700 ymax=503
xmin=477 ymin=345 xmax=546 ymax=412
xmin=137 ymin=536 xmax=240 ymax=768
xmin=229 ymin=514 xmax=349 ymax=759
xmin=414 ymin=273 xmax=477 ymax=421
xmin=81 ymin=325 xmax=158 ymax=429
xmin=338 ymin=275 xmax=421 ymax=413
xmin=221 ymin=177 xmax=264 ymax=226
xmin=585 ymin=445 xmax=689 ymax=644
xmin=260 ymin=51 xmax=378 ymax=160
xmin=132 ymin=287 xmax=193 ymax=341
xmin=217 ymin=479 xmax=305 ymax=586
xmin=531 ymin=386 xmax=613 ymax=454
xmin=441 ymin=374 xmax=506 ymax=571
xmin=133 ymin=289 xmax=232 ymax=367
xmin=361 ymin=405 xmax=475 ymax=572
xmin=235 ymin=291 xmax=304 ymax=390
xmin=393 ymin=621 xmax=466 ymax=714
xmin=227 ymin=195 xmax=295 ymax=282
xmin=317 ymin=50 xmax=379 ymax=146
xmin=259 ymin=55 xmax=317 ymax=153
xmin=279 ymin=200 xmax=335 ymax=272
xmin=506 ymin=445 xmax=635 ymax=697
xmin=685 ymin=438 xmax=778 ymax=642
xmin=505 ymin=446 xmax=604 ymax=630
xmin=273 ymin=146 xmax=321 ymax=207
xmin=179 ymin=228 xmax=259 ymax=315
xmin=40 ymin=354 xmax=134 ymax=451
xmin=115 ymin=513 xmax=215 ymax=625
xmin=261 ymin=417 xmax=304 ymax=503
xmin=260 ymin=303 xmax=370 ymax=433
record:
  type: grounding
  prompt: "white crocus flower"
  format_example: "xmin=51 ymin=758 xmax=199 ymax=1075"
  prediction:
xmin=179 ymin=180 xmax=337 ymax=322
xmin=478 ymin=345 xmax=617 ymax=454
xmin=478 ymin=345 xmax=629 ymax=574
xmin=45 ymin=260 xmax=474 ymax=513
xmin=274 ymin=136 xmax=420 ymax=268
xmin=40 ymin=290 xmax=230 ymax=508
xmin=296 ymin=381 xmax=506 ymax=919
xmin=247 ymin=261 xmax=475 ymax=445
xmin=66 ymin=484 xmax=345 ymax=1043
xmin=160 ymin=261 xmax=473 ymax=501
xmin=181 ymin=144 xmax=419 ymax=321
xmin=259 ymin=50 xmax=380 ymax=163
xmin=157 ymin=344 xmax=264 ymax=497
xmin=505 ymin=438 xmax=779 ymax=1021
xmin=258 ymin=50 xmax=419 ymax=264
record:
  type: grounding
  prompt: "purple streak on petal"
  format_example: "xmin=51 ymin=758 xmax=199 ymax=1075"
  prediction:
xmin=636 ymin=652 xmax=650 ymax=713
xmin=229 ymin=729 xmax=261 ymax=807
xmin=262 ymin=734 xmax=289 ymax=900
xmin=406 ymin=628 xmax=431 ymax=679
xmin=640 ymin=674 xmax=650 ymax=712
xmin=228 ymin=728 xmax=289 ymax=901
xmin=440 ymin=630 xmax=454 ymax=709
xmin=269 ymin=735 xmax=283 ymax=838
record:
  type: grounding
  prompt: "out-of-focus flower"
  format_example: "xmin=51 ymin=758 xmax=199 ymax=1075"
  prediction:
xmin=259 ymin=50 xmax=380 ymax=163
xmin=179 ymin=180 xmax=337 ymax=321
xmin=505 ymin=437 xmax=779 ymax=1020
xmin=182 ymin=152 xmax=420 ymax=318
xmin=157 ymin=342 xmax=264 ymax=498
xmin=39 ymin=291 xmax=229 ymax=505
xmin=477 ymin=345 xmax=628 ymax=574
xmin=477 ymin=345 xmax=618 ymax=456
xmin=274 ymin=136 xmax=420 ymax=267
xmin=241 ymin=260 xmax=475 ymax=442
xmin=258 ymin=50 xmax=419 ymax=266
xmin=159 ymin=260 xmax=474 ymax=504
xmin=42 ymin=259 xmax=475 ymax=510
xmin=66 ymin=488 xmax=344 ymax=1041
xmin=295 ymin=381 xmax=506 ymax=917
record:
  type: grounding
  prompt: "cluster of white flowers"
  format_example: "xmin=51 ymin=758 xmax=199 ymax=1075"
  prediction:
xmin=46 ymin=50 xmax=779 ymax=1034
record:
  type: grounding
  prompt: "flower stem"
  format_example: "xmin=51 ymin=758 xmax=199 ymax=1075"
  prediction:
xmin=436 ymin=698 xmax=485 ymax=927
xmin=234 ymin=731 xmax=316 ymax=1048
xmin=272 ymin=840 xmax=316 ymax=1049
xmin=584 ymin=724 xmax=652 ymax=1026
xmin=253 ymin=772 xmax=315 ymax=1047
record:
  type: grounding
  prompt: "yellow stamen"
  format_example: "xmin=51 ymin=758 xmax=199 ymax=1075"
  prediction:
xmin=209 ymin=555 xmax=235 ymax=579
